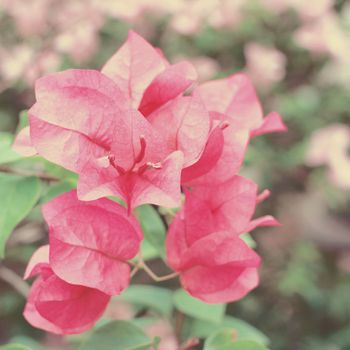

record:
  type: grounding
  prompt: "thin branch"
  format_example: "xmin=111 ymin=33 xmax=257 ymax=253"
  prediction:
xmin=130 ymin=265 xmax=140 ymax=278
xmin=0 ymin=165 xmax=59 ymax=182
xmin=0 ymin=265 xmax=29 ymax=297
xmin=141 ymin=263 xmax=179 ymax=282
xmin=129 ymin=254 xmax=179 ymax=282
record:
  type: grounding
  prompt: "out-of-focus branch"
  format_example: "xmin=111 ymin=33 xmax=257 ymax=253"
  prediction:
xmin=0 ymin=165 xmax=59 ymax=182
xmin=0 ymin=265 xmax=29 ymax=297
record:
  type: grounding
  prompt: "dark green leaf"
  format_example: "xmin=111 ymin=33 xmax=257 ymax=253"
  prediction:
xmin=173 ymin=289 xmax=226 ymax=323
xmin=0 ymin=174 xmax=41 ymax=257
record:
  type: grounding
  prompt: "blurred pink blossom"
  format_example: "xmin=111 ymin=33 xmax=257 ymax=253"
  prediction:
xmin=0 ymin=45 xmax=34 ymax=82
xmin=1 ymin=0 xmax=51 ymax=36
xmin=260 ymin=0 xmax=333 ymax=19
xmin=244 ymin=43 xmax=286 ymax=88
xmin=305 ymin=124 xmax=350 ymax=189
xmin=144 ymin=319 xmax=178 ymax=350
xmin=24 ymin=51 xmax=61 ymax=87
xmin=170 ymin=0 xmax=245 ymax=34
xmin=294 ymin=11 xmax=349 ymax=58
xmin=174 ymin=56 xmax=219 ymax=82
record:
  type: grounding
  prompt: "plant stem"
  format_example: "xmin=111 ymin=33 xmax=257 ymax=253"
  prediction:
xmin=0 ymin=165 xmax=59 ymax=182
xmin=129 ymin=254 xmax=179 ymax=282
xmin=0 ymin=265 xmax=29 ymax=297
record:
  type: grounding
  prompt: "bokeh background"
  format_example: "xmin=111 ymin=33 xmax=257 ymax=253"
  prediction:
xmin=0 ymin=1 xmax=350 ymax=349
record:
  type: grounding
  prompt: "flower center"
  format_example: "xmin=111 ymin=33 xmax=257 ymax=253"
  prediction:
xmin=108 ymin=135 xmax=162 ymax=176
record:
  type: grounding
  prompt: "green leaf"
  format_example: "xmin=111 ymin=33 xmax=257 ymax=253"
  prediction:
xmin=121 ymin=285 xmax=173 ymax=317
xmin=173 ymin=289 xmax=226 ymax=323
xmin=79 ymin=320 xmax=154 ymax=350
xmin=241 ymin=233 xmax=257 ymax=248
xmin=40 ymin=181 xmax=75 ymax=204
xmin=204 ymin=330 xmax=270 ymax=350
xmin=0 ymin=345 xmax=31 ymax=350
xmin=0 ymin=133 xmax=23 ymax=165
xmin=139 ymin=239 xmax=159 ymax=261
xmin=0 ymin=174 xmax=41 ymax=257
xmin=191 ymin=316 xmax=269 ymax=345
xmin=135 ymin=205 xmax=166 ymax=259
xmin=17 ymin=110 xmax=29 ymax=130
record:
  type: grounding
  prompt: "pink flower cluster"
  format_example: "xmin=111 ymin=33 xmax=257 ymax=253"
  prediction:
xmin=15 ymin=32 xmax=286 ymax=334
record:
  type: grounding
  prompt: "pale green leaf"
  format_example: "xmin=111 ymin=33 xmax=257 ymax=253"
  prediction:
xmin=121 ymin=285 xmax=173 ymax=317
xmin=135 ymin=205 xmax=166 ymax=259
xmin=0 ymin=174 xmax=41 ymax=257
xmin=0 ymin=133 xmax=22 ymax=165
xmin=79 ymin=320 xmax=153 ymax=350
xmin=192 ymin=316 xmax=269 ymax=345
xmin=173 ymin=289 xmax=226 ymax=323
xmin=204 ymin=329 xmax=270 ymax=350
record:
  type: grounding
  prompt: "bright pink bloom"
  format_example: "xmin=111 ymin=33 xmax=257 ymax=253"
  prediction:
xmin=167 ymin=176 xmax=278 ymax=303
xmin=166 ymin=176 xmax=279 ymax=303
xmin=181 ymin=112 xmax=249 ymax=185
xmin=43 ymin=190 xmax=142 ymax=295
xmin=147 ymin=95 xmax=210 ymax=167
xmin=102 ymin=31 xmax=197 ymax=116
xmin=26 ymin=68 xmax=184 ymax=210
xmin=166 ymin=220 xmax=260 ymax=303
xmin=23 ymin=245 xmax=110 ymax=335
xmin=194 ymin=73 xmax=287 ymax=137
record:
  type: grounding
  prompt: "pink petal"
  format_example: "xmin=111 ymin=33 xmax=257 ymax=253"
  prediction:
xmin=24 ymin=245 xmax=50 ymax=280
xmin=43 ymin=190 xmax=142 ymax=295
xmin=12 ymin=126 xmax=37 ymax=157
xmin=129 ymin=150 xmax=184 ymax=209
xmin=191 ymin=176 xmax=258 ymax=233
xmin=31 ymin=69 xmax=129 ymax=148
xmin=246 ymin=215 xmax=281 ymax=232
xmin=180 ymin=231 xmax=260 ymax=270
xmin=250 ymin=112 xmax=288 ymax=138
xmin=195 ymin=73 xmax=263 ymax=130
xmin=110 ymin=109 xmax=167 ymax=171
xmin=181 ymin=267 xmax=259 ymax=304
xmin=148 ymin=95 xmax=210 ymax=167
xmin=101 ymin=31 xmax=166 ymax=108
xmin=183 ymin=112 xmax=249 ymax=186
xmin=139 ymin=61 xmax=197 ymax=116
xmin=256 ymin=189 xmax=271 ymax=204
xmin=35 ymin=273 xmax=110 ymax=332
xmin=24 ymin=278 xmax=64 ymax=334
xmin=166 ymin=211 xmax=188 ymax=271
xmin=29 ymin=116 xmax=106 ymax=173
xmin=78 ymin=151 xmax=184 ymax=210
xmin=181 ymin=125 xmax=224 ymax=184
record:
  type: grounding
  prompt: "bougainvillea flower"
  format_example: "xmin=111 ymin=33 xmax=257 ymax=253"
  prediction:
xmin=26 ymin=68 xmax=184 ymax=209
xmin=43 ymin=190 xmax=142 ymax=295
xmin=166 ymin=218 xmax=260 ymax=303
xmin=182 ymin=112 xmax=249 ymax=185
xmin=12 ymin=126 xmax=37 ymax=156
xmin=147 ymin=95 xmax=210 ymax=167
xmin=102 ymin=30 xmax=197 ymax=116
xmin=184 ymin=176 xmax=258 ymax=239
xmin=194 ymin=73 xmax=287 ymax=137
xmin=24 ymin=245 xmax=110 ymax=334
